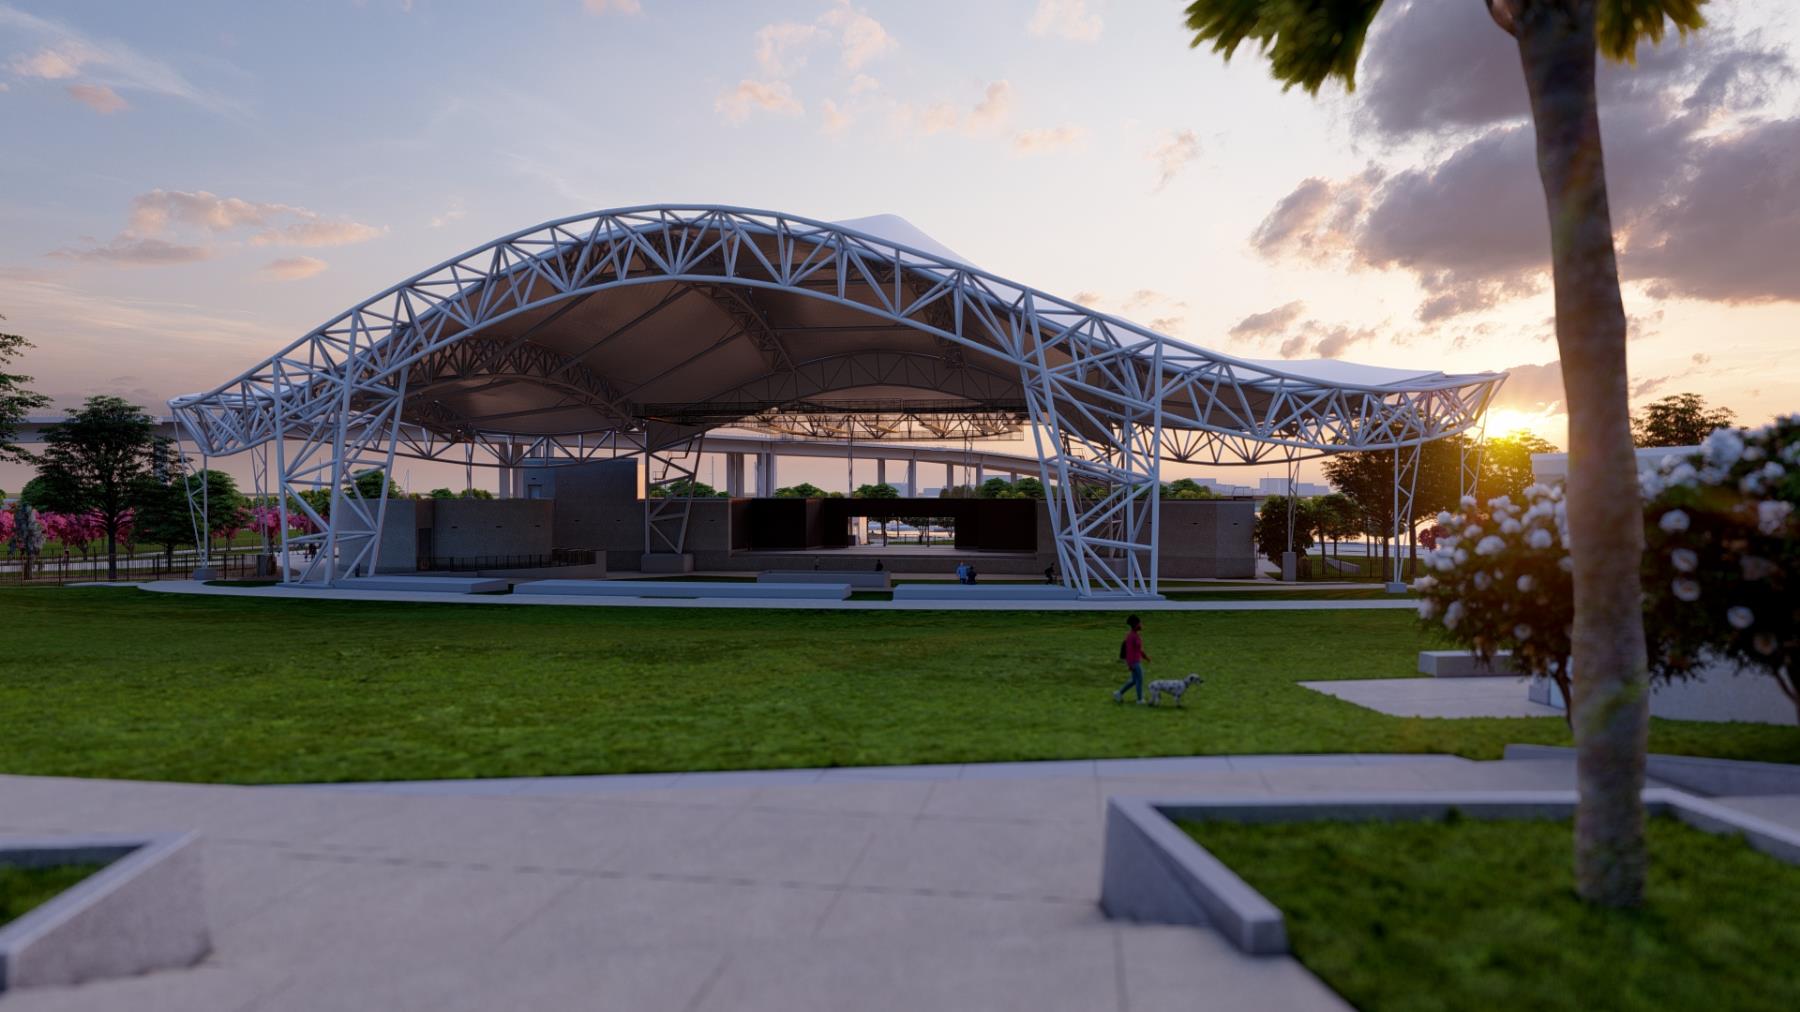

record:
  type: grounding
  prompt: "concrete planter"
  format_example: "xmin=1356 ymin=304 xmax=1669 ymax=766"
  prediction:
xmin=0 ymin=833 xmax=208 ymax=993
xmin=1100 ymin=790 xmax=1800 ymax=955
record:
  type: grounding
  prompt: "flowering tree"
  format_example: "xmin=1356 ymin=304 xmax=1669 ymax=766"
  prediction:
xmin=8 ymin=503 xmax=46 ymax=579
xmin=1414 ymin=488 xmax=1576 ymax=724
xmin=1641 ymin=421 xmax=1798 ymax=723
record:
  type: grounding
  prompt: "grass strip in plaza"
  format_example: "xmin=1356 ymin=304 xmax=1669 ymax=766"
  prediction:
xmin=1180 ymin=815 xmax=1800 ymax=1012
xmin=0 ymin=863 xmax=105 ymax=928
xmin=0 ymin=588 xmax=1795 ymax=784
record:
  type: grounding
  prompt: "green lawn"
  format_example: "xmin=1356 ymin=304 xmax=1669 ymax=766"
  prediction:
xmin=0 ymin=587 xmax=1795 ymax=784
xmin=1182 ymin=815 xmax=1800 ymax=1012
xmin=0 ymin=864 xmax=105 ymax=928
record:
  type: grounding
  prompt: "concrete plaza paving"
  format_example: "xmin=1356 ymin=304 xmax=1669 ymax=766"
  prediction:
xmin=1298 ymin=676 xmax=1563 ymax=719
xmin=0 ymin=753 xmax=1702 ymax=1012
xmin=139 ymin=580 xmax=1415 ymax=612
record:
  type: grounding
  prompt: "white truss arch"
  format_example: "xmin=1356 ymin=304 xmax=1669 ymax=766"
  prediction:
xmin=169 ymin=204 xmax=1505 ymax=595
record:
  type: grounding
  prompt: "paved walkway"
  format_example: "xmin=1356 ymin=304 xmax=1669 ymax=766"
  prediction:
xmin=0 ymin=754 xmax=1628 ymax=1012
xmin=1299 ymin=677 xmax=1563 ymax=719
xmin=137 ymin=581 xmax=1415 ymax=612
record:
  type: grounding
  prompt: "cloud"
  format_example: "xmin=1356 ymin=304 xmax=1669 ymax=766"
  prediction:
xmin=715 ymin=79 xmax=802 ymax=123
xmin=10 ymin=46 xmax=87 ymax=79
xmin=1149 ymin=315 xmax=1185 ymax=334
xmin=261 ymin=256 xmax=328 ymax=281
xmin=1012 ymin=125 xmax=1086 ymax=154
xmin=1028 ymin=0 xmax=1102 ymax=42
xmin=1691 ymin=353 xmax=1711 ymax=366
xmin=848 ymin=74 xmax=879 ymax=94
xmin=1489 ymin=360 xmax=1565 ymax=414
xmin=56 ymin=189 xmax=382 ymax=266
xmin=429 ymin=201 xmax=465 ymax=228
xmin=1228 ymin=301 xmax=1305 ymax=339
xmin=966 ymin=80 xmax=1012 ymax=133
xmin=1149 ymin=130 xmax=1199 ymax=192
xmin=820 ymin=98 xmax=852 ymax=134
xmin=251 ymin=221 xmax=384 ymax=247
xmin=1632 ymin=374 xmax=1671 ymax=399
xmin=66 ymin=82 xmax=125 ymax=114
xmin=755 ymin=22 xmax=824 ymax=77
xmin=49 ymin=236 xmax=210 ymax=266
xmin=0 ymin=4 xmax=239 ymax=115
xmin=890 ymin=81 xmax=1012 ymax=138
xmin=819 ymin=1 xmax=896 ymax=71
xmin=1071 ymin=290 xmax=1102 ymax=307
xmin=1249 ymin=6 xmax=1800 ymax=320
xmin=582 ymin=0 xmax=641 ymax=13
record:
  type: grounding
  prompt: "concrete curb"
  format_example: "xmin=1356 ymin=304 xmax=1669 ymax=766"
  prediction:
xmin=1503 ymin=744 xmax=1800 ymax=797
xmin=0 ymin=833 xmax=209 ymax=994
xmin=1099 ymin=789 xmax=1800 ymax=956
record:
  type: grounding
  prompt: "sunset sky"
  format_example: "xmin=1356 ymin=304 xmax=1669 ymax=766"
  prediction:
xmin=3 ymin=0 xmax=1796 ymax=493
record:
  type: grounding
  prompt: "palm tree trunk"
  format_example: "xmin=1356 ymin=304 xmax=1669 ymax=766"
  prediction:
xmin=1514 ymin=0 xmax=1648 ymax=908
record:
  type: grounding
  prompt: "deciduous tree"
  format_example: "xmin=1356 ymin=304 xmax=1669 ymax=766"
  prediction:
xmin=1183 ymin=0 xmax=1707 ymax=905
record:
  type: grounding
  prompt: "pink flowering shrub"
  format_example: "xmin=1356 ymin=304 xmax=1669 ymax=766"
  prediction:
xmin=1413 ymin=487 xmax=1576 ymax=720
xmin=1641 ymin=418 xmax=1798 ymax=722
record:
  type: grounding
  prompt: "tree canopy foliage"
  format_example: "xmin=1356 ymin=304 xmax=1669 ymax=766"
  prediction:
xmin=0 ymin=323 xmax=51 ymax=465
xmin=32 ymin=396 xmax=165 ymax=579
xmin=1632 ymin=393 xmax=1735 ymax=448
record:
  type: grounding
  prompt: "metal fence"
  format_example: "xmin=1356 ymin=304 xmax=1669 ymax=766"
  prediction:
xmin=0 ymin=548 xmax=269 ymax=586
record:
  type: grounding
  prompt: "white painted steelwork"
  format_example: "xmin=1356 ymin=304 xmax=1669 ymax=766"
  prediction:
xmin=168 ymin=205 xmax=1504 ymax=595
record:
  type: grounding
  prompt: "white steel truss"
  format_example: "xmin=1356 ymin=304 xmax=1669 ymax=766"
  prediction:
xmin=169 ymin=205 xmax=1505 ymax=596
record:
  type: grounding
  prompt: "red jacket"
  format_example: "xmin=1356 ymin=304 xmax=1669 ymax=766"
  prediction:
xmin=1123 ymin=630 xmax=1147 ymax=664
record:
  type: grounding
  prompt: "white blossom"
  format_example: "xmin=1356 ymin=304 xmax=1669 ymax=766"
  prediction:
xmin=1727 ymin=606 xmax=1755 ymax=630
xmin=1434 ymin=555 xmax=1455 ymax=573
xmin=1658 ymin=509 xmax=1691 ymax=533
xmin=1703 ymin=428 xmax=1745 ymax=469
xmin=1741 ymin=555 xmax=1776 ymax=581
xmin=1412 ymin=575 xmax=1438 ymax=592
xmin=1461 ymin=495 xmax=1477 ymax=510
xmin=1517 ymin=574 xmax=1536 ymax=593
xmin=1744 ymin=445 xmax=1765 ymax=462
xmin=1464 ymin=525 xmax=1482 ymax=540
xmin=1670 ymin=548 xmax=1697 ymax=573
xmin=1514 ymin=623 xmax=1532 ymax=641
xmin=1454 ymin=548 xmax=1469 ymax=565
xmin=1436 ymin=511 xmax=1455 ymax=527
xmin=1443 ymin=601 xmax=1466 ymax=630
xmin=1475 ymin=535 xmax=1506 ymax=557
xmin=1474 ymin=571 xmax=1491 ymax=591
xmin=1672 ymin=578 xmax=1701 ymax=602
xmin=1757 ymin=500 xmax=1793 ymax=535
xmin=1558 ymin=556 xmax=1574 ymax=573
xmin=1417 ymin=599 xmax=1440 ymax=620
xmin=1527 ymin=529 xmax=1554 ymax=550
xmin=1501 ymin=519 xmax=1523 ymax=535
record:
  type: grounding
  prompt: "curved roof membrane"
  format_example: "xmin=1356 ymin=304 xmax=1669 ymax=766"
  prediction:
xmin=171 ymin=204 xmax=1504 ymax=469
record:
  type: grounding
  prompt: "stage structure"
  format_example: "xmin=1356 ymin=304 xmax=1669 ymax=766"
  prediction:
xmin=169 ymin=205 xmax=1505 ymax=596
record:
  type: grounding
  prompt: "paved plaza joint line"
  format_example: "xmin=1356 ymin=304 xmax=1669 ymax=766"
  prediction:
xmin=5 ymin=751 xmax=1795 ymax=1011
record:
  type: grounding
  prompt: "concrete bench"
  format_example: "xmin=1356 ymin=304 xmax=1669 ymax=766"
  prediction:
xmin=331 ymin=576 xmax=510 ymax=594
xmin=515 ymin=580 xmax=851 ymax=600
xmin=758 ymin=571 xmax=892 ymax=590
xmin=892 ymin=584 xmax=1079 ymax=601
xmin=1417 ymin=650 xmax=1521 ymax=677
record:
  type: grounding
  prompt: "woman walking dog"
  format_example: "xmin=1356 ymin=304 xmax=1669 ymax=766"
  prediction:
xmin=1114 ymin=615 xmax=1149 ymax=704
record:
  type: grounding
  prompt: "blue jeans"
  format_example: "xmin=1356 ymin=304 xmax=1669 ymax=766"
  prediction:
xmin=1118 ymin=662 xmax=1143 ymax=701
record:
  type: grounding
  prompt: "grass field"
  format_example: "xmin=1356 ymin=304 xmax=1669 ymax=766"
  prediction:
xmin=0 ymin=863 xmax=105 ymax=928
xmin=1182 ymin=816 xmax=1800 ymax=1011
xmin=0 ymin=587 xmax=1795 ymax=784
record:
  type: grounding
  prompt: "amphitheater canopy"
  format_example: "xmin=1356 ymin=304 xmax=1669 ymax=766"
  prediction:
xmin=168 ymin=205 xmax=1505 ymax=595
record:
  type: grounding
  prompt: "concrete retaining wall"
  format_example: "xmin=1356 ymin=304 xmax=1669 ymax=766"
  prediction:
xmin=0 ymin=833 xmax=208 ymax=993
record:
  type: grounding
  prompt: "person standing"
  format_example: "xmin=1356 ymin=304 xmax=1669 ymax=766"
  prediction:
xmin=1114 ymin=614 xmax=1149 ymax=704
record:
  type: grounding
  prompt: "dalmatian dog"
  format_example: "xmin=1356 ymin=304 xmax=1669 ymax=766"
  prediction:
xmin=1146 ymin=673 xmax=1205 ymax=708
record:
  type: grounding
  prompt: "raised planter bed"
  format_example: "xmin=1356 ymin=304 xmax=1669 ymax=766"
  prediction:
xmin=1100 ymin=789 xmax=1800 ymax=956
xmin=0 ymin=833 xmax=208 ymax=993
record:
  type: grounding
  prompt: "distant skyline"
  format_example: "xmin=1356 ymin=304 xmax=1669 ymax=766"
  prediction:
xmin=4 ymin=0 xmax=1796 ymax=492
